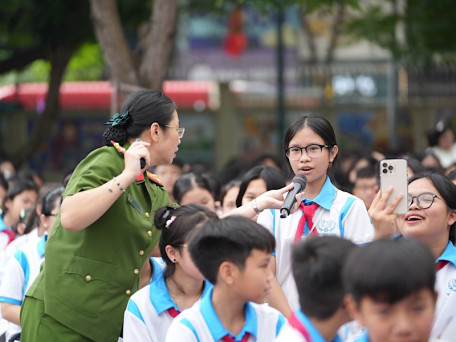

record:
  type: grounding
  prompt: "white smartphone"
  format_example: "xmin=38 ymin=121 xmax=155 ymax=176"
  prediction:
xmin=379 ymin=159 xmax=408 ymax=214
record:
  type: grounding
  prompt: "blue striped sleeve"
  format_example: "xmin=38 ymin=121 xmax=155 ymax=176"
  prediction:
xmin=126 ymin=300 xmax=145 ymax=323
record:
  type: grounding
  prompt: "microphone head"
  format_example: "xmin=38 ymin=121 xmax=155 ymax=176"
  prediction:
xmin=292 ymin=174 xmax=307 ymax=188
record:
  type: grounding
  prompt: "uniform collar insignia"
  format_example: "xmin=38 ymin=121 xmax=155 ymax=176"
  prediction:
xmin=136 ymin=171 xmax=164 ymax=186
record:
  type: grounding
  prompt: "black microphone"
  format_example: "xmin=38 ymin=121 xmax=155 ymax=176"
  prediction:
xmin=140 ymin=158 xmax=146 ymax=169
xmin=280 ymin=174 xmax=307 ymax=218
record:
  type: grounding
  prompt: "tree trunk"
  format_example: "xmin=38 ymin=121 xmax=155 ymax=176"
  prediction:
xmin=89 ymin=0 xmax=139 ymax=86
xmin=299 ymin=6 xmax=317 ymax=64
xmin=139 ymin=0 xmax=178 ymax=89
xmin=14 ymin=45 xmax=76 ymax=167
xmin=325 ymin=3 xmax=345 ymax=64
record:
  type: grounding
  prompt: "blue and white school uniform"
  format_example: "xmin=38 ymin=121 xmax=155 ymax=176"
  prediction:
xmin=257 ymin=177 xmax=373 ymax=311
xmin=275 ymin=309 xmax=343 ymax=342
xmin=0 ymin=234 xmax=47 ymax=341
xmin=431 ymin=241 xmax=456 ymax=340
xmin=0 ymin=217 xmax=16 ymax=286
xmin=166 ymin=288 xmax=286 ymax=341
xmin=123 ymin=262 xmax=211 ymax=342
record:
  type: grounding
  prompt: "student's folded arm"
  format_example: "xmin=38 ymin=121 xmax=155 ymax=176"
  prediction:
xmin=2 ymin=302 xmax=21 ymax=326
xmin=267 ymin=257 xmax=292 ymax=319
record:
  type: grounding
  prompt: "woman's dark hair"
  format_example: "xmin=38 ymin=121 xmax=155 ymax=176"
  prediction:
xmin=448 ymin=168 xmax=456 ymax=181
xmin=154 ymin=204 xmax=218 ymax=279
xmin=343 ymin=238 xmax=436 ymax=305
xmin=235 ymin=165 xmax=286 ymax=208
xmin=173 ymin=172 xmax=214 ymax=205
xmin=23 ymin=186 xmax=64 ymax=234
xmin=409 ymin=172 xmax=456 ymax=243
xmin=0 ymin=172 xmax=7 ymax=192
xmin=1 ymin=177 xmax=39 ymax=215
xmin=284 ymin=112 xmax=338 ymax=177
xmin=220 ymin=179 xmax=241 ymax=207
xmin=41 ymin=186 xmax=64 ymax=216
xmin=103 ymin=89 xmax=177 ymax=145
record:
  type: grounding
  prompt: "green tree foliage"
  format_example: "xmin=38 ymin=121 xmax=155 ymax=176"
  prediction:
xmin=345 ymin=0 xmax=456 ymax=63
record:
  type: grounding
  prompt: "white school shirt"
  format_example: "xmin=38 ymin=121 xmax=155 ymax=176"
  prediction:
xmin=431 ymin=241 xmax=456 ymax=340
xmin=257 ymin=177 xmax=373 ymax=311
xmin=275 ymin=309 xmax=343 ymax=342
xmin=123 ymin=261 xmax=212 ymax=342
xmin=166 ymin=288 xmax=286 ymax=342
xmin=0 ymin=234 xmax=46 ymax=341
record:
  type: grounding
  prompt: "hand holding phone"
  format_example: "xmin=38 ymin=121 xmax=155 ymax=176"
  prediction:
xmin=379 ymin=159 xmax=408 ymax=214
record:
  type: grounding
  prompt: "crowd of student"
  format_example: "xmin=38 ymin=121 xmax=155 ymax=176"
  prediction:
xmin=1 ymin=89 xmax=456 ymax=341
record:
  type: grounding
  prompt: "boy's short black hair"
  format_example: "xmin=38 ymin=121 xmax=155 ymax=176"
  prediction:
xmin=188 ymin=215 xmax=275 ymax=284
xmin=292 ymin=236 xmax=357 ymax=319
xmin=343 ymin=238 xmax=436 ymax=305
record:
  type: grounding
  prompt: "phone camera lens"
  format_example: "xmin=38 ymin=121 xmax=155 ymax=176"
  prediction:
xmin=382 ymin=163 xmax=387 ymax=167
xmin=382 ymin=168 xmax=387 ymax=174
xmin=388 ymin=165 xmax=393 ymax=170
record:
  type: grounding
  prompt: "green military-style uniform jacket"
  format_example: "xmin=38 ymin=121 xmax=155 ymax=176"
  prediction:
xmin=23 ymin=144 xmax=176 ymax=341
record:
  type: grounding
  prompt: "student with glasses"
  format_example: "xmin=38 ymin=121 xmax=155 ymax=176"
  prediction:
xmin=256 ymin=112 xmax=374 ymax=319
xmin=369 ymin=171 xmax=456 ymax=340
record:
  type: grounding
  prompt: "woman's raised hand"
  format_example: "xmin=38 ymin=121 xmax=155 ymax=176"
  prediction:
xmin=368 ymin=186 xmax=404 ymax=240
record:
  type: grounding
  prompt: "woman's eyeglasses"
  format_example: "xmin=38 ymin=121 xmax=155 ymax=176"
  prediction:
xmin=407 ymin=193 xmax=438 ymax=209
xmin=285 ymin=144 xmax=331 ymax=161
xmin=164 ymin=124 xmax=185 ymax=138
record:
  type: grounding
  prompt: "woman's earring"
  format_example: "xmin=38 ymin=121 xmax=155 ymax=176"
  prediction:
xmin=173 ymin=258 xmax=176 ymax=263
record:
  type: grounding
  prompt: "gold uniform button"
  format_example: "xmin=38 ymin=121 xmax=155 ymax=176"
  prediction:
xmin=134 ymin=269 xmax=139 ymax=275
xmin=145 ymin=212 xmax=150 ymax=218
xmin=147 ymin=231 xmax=152 ymax=237
xmin=126 ymin=290 xmax=131 ymax=295
xmin=85 ymin=275 xmax=91 ymax=282
xmin=139 ymin=250 xmax=144 ymax=256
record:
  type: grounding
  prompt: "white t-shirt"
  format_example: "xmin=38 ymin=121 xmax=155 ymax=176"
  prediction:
xmin=257 ymin=177 xmax=373 ymax=311
xmin=431 ymin=144 xmax=456 ymax=169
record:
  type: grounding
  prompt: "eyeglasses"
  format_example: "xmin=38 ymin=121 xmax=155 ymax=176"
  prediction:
xmin=285 ymin=144 xmax=331 ymax=161
xmin=407 ymin=193 xmax=438 ymax=209
xmin=164 ymin=124 xmax=185 ymax=139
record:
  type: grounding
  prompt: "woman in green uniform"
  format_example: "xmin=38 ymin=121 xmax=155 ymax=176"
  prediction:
xmin=20 ymin=89 xmax=183 ymax=341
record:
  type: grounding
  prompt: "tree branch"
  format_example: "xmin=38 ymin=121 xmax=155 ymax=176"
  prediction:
xmin=14 ymin=45 xmax=76 ymax=167
xmin=139 ymin=0 xmax=178 ymax=89
xmin=89 ymin=0 xmax=139 ymax=86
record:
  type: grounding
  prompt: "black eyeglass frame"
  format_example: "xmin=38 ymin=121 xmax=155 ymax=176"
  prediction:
xmin=285 ymin=144 xmax=332 ymax=160
xmin=407 ymin=192 xmax=438 ymax=209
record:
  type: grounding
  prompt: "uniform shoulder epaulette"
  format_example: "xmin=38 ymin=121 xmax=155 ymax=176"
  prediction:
xmin=147 ymin=171 xmax=164 ymax=186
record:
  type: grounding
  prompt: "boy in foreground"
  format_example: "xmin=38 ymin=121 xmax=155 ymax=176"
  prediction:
xmin=275 ymin=236 xmax=357 ymax=342
xmin=343 ymin=238 xmax=437 ymax=342
xmin=166 ymin=216 xmax=285 ymax=341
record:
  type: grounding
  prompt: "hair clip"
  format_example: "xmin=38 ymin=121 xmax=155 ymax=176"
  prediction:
xmin=166 ymin=216 xmax=177 ymax=228
xmin=104 ymin=111 xmax=130 ymax=127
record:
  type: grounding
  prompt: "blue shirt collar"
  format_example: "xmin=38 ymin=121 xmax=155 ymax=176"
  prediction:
xmin=437 ymin=241 xmax=456 ymax=267
xmin=0 ymin=216 xmax=8 ymax=230
xmin=200 ymin=288 xmax=257 ymax=341
xmin=303 ymin=176 xmax=335 ymax=210
xmin=149 ymin=271 xmax=211 ymax=316
xmin=295 ymin=309 xmax=342 ymax=342
xmin=37 ymin=234 xmax=47 ymax=258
